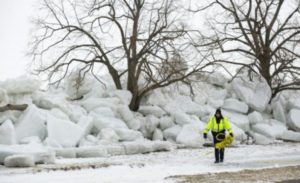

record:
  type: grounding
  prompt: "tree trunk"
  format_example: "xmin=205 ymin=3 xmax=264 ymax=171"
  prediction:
xmin=129 ymin=92 xmax=141 ymax=111
xmin=0 ymin=104 xmax=28 ymax=112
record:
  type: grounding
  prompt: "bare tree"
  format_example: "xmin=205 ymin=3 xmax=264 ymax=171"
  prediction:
xmin=29 ymin=0 xmax=211 ymax=111
xmin=194 ymin=0 xmax=300 ymax=99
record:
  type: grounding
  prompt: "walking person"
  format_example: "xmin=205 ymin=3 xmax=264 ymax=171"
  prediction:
xmin=203 ymin=108 xmax=234 ymax=163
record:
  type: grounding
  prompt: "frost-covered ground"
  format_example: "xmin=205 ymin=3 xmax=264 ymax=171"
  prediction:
xmin=1 ymin=143 xmax=300 ymax=183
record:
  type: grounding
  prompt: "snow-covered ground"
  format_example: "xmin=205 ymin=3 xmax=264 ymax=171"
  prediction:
xmin=1 ymin=143 xmax=300 ymax=183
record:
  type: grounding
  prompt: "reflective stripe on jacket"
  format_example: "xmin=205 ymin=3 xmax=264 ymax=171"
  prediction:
xmin=203 ymin=116 xmax=233 ymax=134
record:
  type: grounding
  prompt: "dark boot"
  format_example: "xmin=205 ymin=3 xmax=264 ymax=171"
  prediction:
xmin=214 ymin=148 xmax=220 ymax=163
xmin=220 ymin=148 xmax=225 ymax=162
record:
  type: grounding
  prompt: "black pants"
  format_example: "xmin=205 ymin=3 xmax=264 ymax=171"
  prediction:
xmin=212 ymin=130 xmax=225 ymax=162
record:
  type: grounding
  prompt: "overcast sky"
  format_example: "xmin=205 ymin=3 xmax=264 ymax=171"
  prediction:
xmin=0 ymin=0 xmax=35 ymax=81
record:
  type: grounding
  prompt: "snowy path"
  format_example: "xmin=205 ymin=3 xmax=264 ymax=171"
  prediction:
xmin=0 ymin=143 xmax=300 ymax=183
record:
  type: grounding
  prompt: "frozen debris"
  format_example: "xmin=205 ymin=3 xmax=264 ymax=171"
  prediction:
xmin=207 ymin=98 xmax=224 ymax=108
xmin=0 ymin=120 xmax=17 ymax=145
xmin=164 ymin=96 xmax=205 ymax=118
xmin=90 ymin=107 xmax=115 ymax=117
xmin=19 ymin=136 xmax=42 ymax=145
xmin=144 ymin=89 xmax=168 ymax=107
xmin=15 ymin=105 xmax=47 ymax=142
xmin=109 ymin=90 xmax=132 ymax=105
xmin=98 ymin=128 xmax=120 ymax=143
xmin=159 ymin=116 xmax=175 ymax=130
xmin=0 ymin=144 xmax=55 ymax=164
xmin=231 ymin=77 xmax=271 ymax=112
xmin=80 ymin=97 xmax=120 ymax=112
xmin=271 ymin=100 xmax=287 ymax=124
xmin=248 ymin=111 xmax=264 ymax=125
xmin=279 ymin=130 xmax=300 ymax=142
xmin=253 ymin=133 xmax=273 ymax=145
xmin=163 ymin=125 xmax=182 ymax=142
xmin=77 ymin=116 xmax=94 ymax=137
xmin=116 ymin=105 xmax=134 ymax=122
xmin=172 ymin=112 xmax=198 ymax=126
xmin=0 ymin=88 xmax=8 ymax=106
xmin=104 ymin=144 xmax=126 ymax=156
xmin=49 ymin=108 xmax=70 ymax=121
xmin=76 ymin=146 xmax=108 ymax=158
xmin=286 ymin=98 xmax=300 ymax=111
xmin=230 ymin=123 xmax=247 ymax=142
xmin=55 ymin=148 xmax=77 ymax=159
xmin=140 ymin=115 xmax=160 ymax=139
xmin=176 ymin=124 xmax=205 ymax=148
xmin=0 ymin=76 xmax=41 ymax=94
xmin=152 ymin=129 xmax=164 ymax=141
xmin=4 ymin=154 xmax=35 ymax=167
xmin=222 ymin=98 xmax=249 ymax=114
xmin=91 ymin=115 xmax=128 ymax=132
xmin=252 ymin=122 xmax=287 ymax=139
xmin=0 ymin=111 xmax=21 ymax=125
xmin=139 ymin=105 xmax=166 ymax=118
xmin=222 ymin=110 xmax=250 ymax=131
xmin=287 ymin=109 xmax=300 ymax=131
xmin=115 ymin=129 xmax=144 ymax=142
xmin=122 ymin=141 xmax=155 ymax=155
xmin=47 ymin=115 xmax=84 ymax=147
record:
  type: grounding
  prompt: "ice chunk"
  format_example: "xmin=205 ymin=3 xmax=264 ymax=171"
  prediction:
xmin=49 ymin=108 xmax=70 ymax=121
xmin=47 ymin=115 xmax=84 ymax=147
xmin=287 ymin=109 xmax=300 ymax=131
xmin=139 ymin=106 xmax=166 ymax=118
xmin=271 ymin=100 xmax=287 ymax=124
xmin=252 ymin=122 xmax=287 ymax=139
xmin=248 ymin=111 xmax=263 ymax=125
xmin=144 ymin=89 xmax=168 ymax=107
xmin=126 ymin=118 xmax=141 ymax=130
xmin=0 ymin=144 xmax=55 ymax=164
xmin=105 ymin=144 xmax=126 ymax=156
xmin=231 ymin=77 xmax=271 ymax=112
xmin=122 ymin=141 xmax=154 ymax=155
xmin=76 ymin=146 xmax=108 ymax=158
xmin=0 ymin=88 xmax=8 ymax=106
xmin=159 ymin=116 xmax=175 ymax=130
xmin=90 ymin=115 xmax=128 ymax=132
xmin=163 ymin=125 xmax=182 ymax=142
xmin=164 ymin=96 xmax=206 ymax=118
xmin=0 ymin=120 xmax=16 ymax=145
xmin=116 ymin=105 xmax=134 ymax=122
xmin=172 ymin=112 xmax=199 ymax=126
xmin=253 ymin=133 xmax=273 ymax=145
xmin=230 ymin=123 xmax=247 ymax=142
xmin=97 ymin=128 xmax=120 ymax=143
xmin=152 ymin=129 xmax=164 ymax=141
xmin=19 ymin=136 xmax=41 ymax=145
xmin=0 ymin=111 xmax=21 ymax=124
xmin=280 ymin=130 xmax=300 ymax=142
xmin=80 ymin=97 xmax=120 ymax=112
xmin=207 ymin=98 xmax=224 ymax=108
xmin=222 ymin=98 xmax=248 ymax=114
xmin=287 ymin=98 xmax=300 ymax=111
xmin=90 ymin=107 xmax=115 ymax=117
xmin=4 ymin=154 xmax=35 ymax=167
xmin=115 ymin=129 xmax=144 ymax=141
xmin=176 ymin=124 xmax=205 ymax=148
xmin=222 ymin=110 xmax=250 ymax=131
xmin=77 ymin=116 xmax=94 ymax=137
xmin=55 ymin=148 xmax=77 ymax=158
xmin=140 ymin=115 xmax=159 ymax=139
xmin=0 ymin=76 xmax=41 ymax=94
xmin=109 ymin=90 xmax=132 ymax=105
xmin=15 ymin=105 xmax=47 ymax=142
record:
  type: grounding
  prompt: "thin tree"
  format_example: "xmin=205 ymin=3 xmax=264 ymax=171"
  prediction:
xmin=194 ymin=0 xmax=300 ymax=99
xmin=29 ymin=0 xmax=211 ymax=111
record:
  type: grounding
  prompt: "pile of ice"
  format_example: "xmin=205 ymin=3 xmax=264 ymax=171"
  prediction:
xmin=0 ymin=72 xmax=300 ymax=167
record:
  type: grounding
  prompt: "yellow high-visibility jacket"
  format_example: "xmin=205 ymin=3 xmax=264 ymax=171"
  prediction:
xmin=203 ymin=116 xmax=233 ymax=134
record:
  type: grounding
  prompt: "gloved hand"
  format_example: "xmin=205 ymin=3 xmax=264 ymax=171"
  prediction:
xmin=203 ymin=133 xmax=207 ymax=139
xmin=229 ymin=132 xmax=234 ymax=137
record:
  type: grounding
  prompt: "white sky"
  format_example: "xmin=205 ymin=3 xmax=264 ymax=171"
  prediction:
xmin=0 ymin=0 xmax=35 ymax=81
